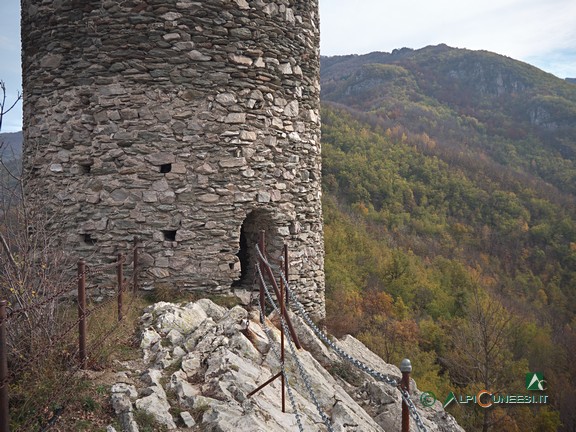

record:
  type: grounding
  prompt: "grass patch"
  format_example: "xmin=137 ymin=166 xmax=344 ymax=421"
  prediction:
xmin=85 ymin=292 xmax=149 ymax=369
xmin=134 ymin=409 xmax=169 ymax=432
xmin=191 ymin=403 xmax=210 ymax=423
xmin=326 ymin=361 xmax=365 ymax=387
xmin=143 ymin=285 xmax=242 ymax=309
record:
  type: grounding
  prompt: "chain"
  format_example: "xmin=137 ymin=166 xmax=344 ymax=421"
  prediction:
xmin=86 ymin=286 xmax=140 ymax=356
xmin=85 ymin=291 xmax=118 ymax=318
xmin=6 ymin=309 xmax=83 ymax=381
xmin=257 ymin=262 xmax=335 ymax=432
xmin=258 ymin=244 xmax=429 ymax=432
xmin=283 ymin=280 xmax=428 ymax=430
xmin=256 ymin=294 xmax=305 ymax=432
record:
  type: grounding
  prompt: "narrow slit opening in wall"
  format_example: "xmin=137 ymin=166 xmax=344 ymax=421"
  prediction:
xmin=160 ymin=163 xmax=172 ymax=173
xmin=82 ymin=233 xmax=97 ymax=245
xmin=80 ymin=164 xmax=91 ymax=174
xmin=162 ymin=230 xmax=177 ymax=241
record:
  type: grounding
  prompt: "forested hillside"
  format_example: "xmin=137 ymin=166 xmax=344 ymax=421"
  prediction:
xmin=0 ymin=131 xmax=22 ymax=161
xmin=322 ymin=44 xmax=576 ymax=196
xmin=320 ymin=46 xmax=575 ymax=432
xmin=0 ymin=131 xmax=22 ymax=200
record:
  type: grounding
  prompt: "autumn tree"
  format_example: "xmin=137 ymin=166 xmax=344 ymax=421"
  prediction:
xmin=443 ymin=288 xmax=528 ymax=432
xmin=0 ymin=80 xmax=20 ymax=132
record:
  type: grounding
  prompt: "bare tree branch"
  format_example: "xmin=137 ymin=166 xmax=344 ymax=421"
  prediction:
xmin=0 ymin=79 xmax=22 ymax=132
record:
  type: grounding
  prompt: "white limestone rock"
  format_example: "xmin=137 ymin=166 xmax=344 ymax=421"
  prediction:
xmin=153 ymin=302 xmax=208 ymax=336
xmin=180 ymin=411 xmax=196 ymax=428
xmin=135 ymin=391 xmax=176 ymax=429
xmin=111 ymin=300 xmax=464 ymax=432
xmin=193 ymin=298 xmax=227 ymax=321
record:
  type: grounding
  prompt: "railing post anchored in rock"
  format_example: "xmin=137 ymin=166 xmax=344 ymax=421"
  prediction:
xmin=133 ymin=236 xmax=139 ymax=293
xmin=117 ymin=252 xmax=124 ymax=321
xmin=400 ymin=358 xmax=412 ymax=432
xmin=78 ymin=260 xmax=87 ymax=369
xmin=0 ymin=300 xmax=9 ymax=432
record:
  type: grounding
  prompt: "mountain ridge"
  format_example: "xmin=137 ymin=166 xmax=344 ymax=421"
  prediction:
xmin=320 ymin=44 xmax=576 ymax=196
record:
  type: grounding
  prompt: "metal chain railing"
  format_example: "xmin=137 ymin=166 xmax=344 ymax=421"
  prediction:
xmin=5 ymin=274 xmax=79 ymax=321
xmin=256 ymin=295 xmax=305 ymax=432
xmin=255 ymin=244 xmax=429 ymax=432
xmin=256 ymin=261 xmax=334 ymax=432
xmin=0 ymin=239 xmax=142 ymax=432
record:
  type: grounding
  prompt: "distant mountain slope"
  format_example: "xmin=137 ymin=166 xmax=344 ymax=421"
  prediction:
xmin=319 ymin=103 xmax=575 ymax=431
xmin=0 ymin=131 xmax=23 ymax=161
xmin=320 ymin=45 xmax=576 ymax=196
xmin=320 ymin=46 xmax=576 ymax=431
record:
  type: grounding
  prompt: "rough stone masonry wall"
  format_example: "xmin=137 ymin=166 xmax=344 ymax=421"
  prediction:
xmin=21 ymin=0 xmax=325 ymax=318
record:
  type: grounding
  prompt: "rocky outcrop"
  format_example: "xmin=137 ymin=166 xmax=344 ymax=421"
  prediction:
xmin=529 ymin=106 xmax=558 ymax=130
xmin=110 ymin=299 xmax=464 ymax=431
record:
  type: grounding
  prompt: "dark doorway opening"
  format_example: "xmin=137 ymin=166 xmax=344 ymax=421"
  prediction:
xmin=232 ymin=209 xmax=278 ymax=289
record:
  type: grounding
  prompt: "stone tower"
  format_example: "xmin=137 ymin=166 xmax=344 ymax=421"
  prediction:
xmin=21 ymin=0 xmax=325 ymax=318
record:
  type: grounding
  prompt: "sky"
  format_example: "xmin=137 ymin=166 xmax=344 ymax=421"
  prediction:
xmin=1 ymin=0 xmax=576 ymax=133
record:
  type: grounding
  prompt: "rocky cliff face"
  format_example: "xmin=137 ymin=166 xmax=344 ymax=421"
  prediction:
xmin=108 ymin=299 xmax=464 ymax=431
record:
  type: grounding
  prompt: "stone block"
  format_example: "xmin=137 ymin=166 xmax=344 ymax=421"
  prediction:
xmin=198 ymin=194 xmax=220 ymax=203
xmin=257 ymin=191 xmax=271 ymax=202
xmin=219 ymin=157 xmax=246 ymax=168
xmin=143 ymin=191 xmax=158 ymax=202
xmin=224 ymin=113 xmax=246 ymax=123
xmin=145 ymin=152 xmax=176 ymax=165
xmin=180 ymin=411 xmax=196 ymax=428
xmin=40 ymin=53 xmax=63 ymax=68
xmin=279 ymin=63 xmax=293 ymax=74
xmin=188 ymin=50 xmax=211 ymax=61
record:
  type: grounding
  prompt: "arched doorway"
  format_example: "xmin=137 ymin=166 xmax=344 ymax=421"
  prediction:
xmin=232 ymin=209 xmax=279 ymax=289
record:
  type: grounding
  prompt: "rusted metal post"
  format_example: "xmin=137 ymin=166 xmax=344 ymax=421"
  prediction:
xmin=261 ymin=263 xmax=301 ymax=349
xmin=78 ymin=260 xmax=87 ymax=369
xmin=258 ymin=232 xmax=301 ymax=349
xmin=117 ymin=253 xmax=124 ymax=321
xmin=279 ymin=274 xmax=286 ymax=413
xmin=400 ymin=358 xmax=412 ymax=432
xmin=132 ymin=237 xmax=139 ymax=293
xmin=0 ymin=300 xmax=9 ymax=432
xmin=258 ymin=231 xmax=266 ymax=324
xmin=283 ymin=244 xmax=289 ymax=307
xmin=247 ymin=371 xmax=283 ymax=398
